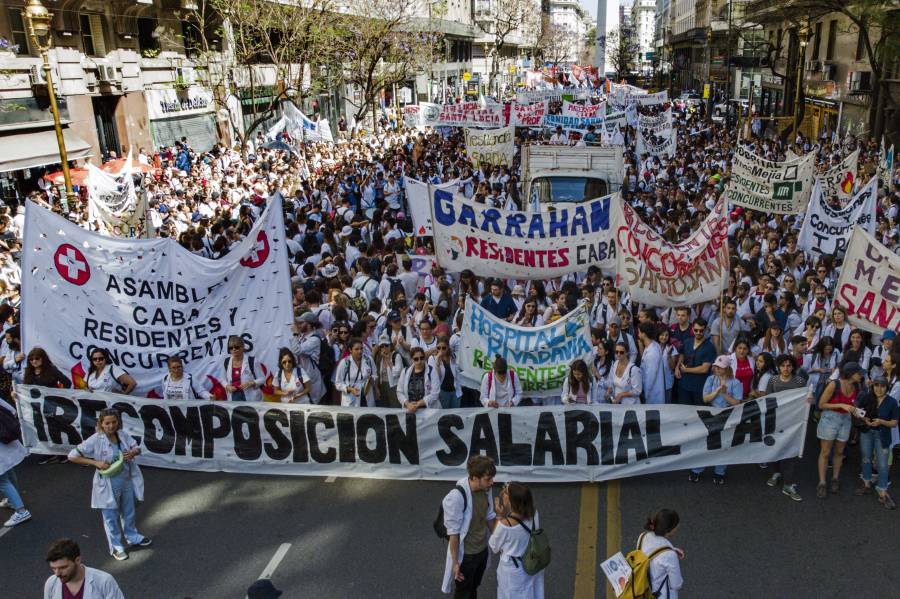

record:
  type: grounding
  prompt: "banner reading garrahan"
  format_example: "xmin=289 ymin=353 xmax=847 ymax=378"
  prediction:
xmin=431 ymin=192 xmax=618 ymax=278
xmin=833 ymin=227 xmax=900 ymax=334
xmin=16 ymin=385 xmax=810 ymax=482
xmin=726 ymin=145 xmax=816 ymax=214
xmin=458 ymin=300 xmax=592 ymax=397
xmin=405 ymin=178 xmax=462 ymax=237
xmin=21 ymin=198 xmax=293 ymax=396
xmin=798 ymin=176 xmax=877 ymax=256
xmin=465 ymin=125 xmax=514 ymax=168
xmin=614 ymin=199 xmax=730 ymax=308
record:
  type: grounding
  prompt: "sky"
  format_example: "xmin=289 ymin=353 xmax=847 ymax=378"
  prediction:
xmin=580 ymin=0 xmax=620 ymax=23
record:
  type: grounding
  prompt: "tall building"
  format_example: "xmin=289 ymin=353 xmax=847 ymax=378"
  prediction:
xmin=548 ymin=0 xmax=590 ymax=64
xmin=595 ymin=0 xmax=621 ymax=75
xmin=631 ymin=0 xmax=656 ymax=77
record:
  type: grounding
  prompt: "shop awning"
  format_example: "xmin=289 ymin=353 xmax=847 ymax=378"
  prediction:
xmin=0 ymin=128 xmax=93 ymax=173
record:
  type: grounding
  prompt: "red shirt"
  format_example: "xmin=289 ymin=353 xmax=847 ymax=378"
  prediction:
xmin=62 ymin=581 xmax=85 ymax=599
xmin=831 ymin=384 xmax=858 ymax=408
xmin=231 ymin=365 xmax=242 ymax=389
xmin=734 ymin=356 xmax=753 ymax=398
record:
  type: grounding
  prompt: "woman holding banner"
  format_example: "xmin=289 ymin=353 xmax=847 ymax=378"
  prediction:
xmin=85 ymin=349 xmax=136 ymax=395
xmin=609 ymin=342 xmax=642 ymax=405
xmin=515 ymin=299 xmax=544 ymax=328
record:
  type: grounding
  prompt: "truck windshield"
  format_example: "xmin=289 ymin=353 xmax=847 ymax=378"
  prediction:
xmin=531 ymin=177 xmax=609 ymax=205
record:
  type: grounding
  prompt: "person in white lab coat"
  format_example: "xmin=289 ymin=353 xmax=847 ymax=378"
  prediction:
xmin=639 ymin=323 xmax=667 ymax=404
xmin=479 ymin=357 xmax=522 ymax=408
xmin=396 ymin=347 xmax=440 ymax=411
xmin=635 ymin=509 xmax=685 ymax=599
xmin=560 ymin=359 xmax=602 ymax=404
xmin=334 ymin=338 xmax=377 ymax=406
xmin=44 ymin=538 xmax=124 ymax=599
xmin=488 ymin=482 xmax=544 ymax=599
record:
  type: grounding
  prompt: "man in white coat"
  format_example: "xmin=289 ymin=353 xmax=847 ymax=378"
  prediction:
xmin=44 ymin=539 xmax=124 ymax=599
xmin=639 ymin=323 xmax=668 ymax=404
xmin=442 ymin=456 xmax=497 ymax=597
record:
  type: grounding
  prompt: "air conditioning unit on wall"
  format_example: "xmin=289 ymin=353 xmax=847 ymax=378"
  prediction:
xmin=97 ymin=65 xmax=118 ymax=82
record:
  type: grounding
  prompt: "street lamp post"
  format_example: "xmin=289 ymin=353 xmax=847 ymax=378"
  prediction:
xmin=790 ymin=25 xmax=810 ymax=143
xmin=22 ymin=0 xmax=76 ymax=208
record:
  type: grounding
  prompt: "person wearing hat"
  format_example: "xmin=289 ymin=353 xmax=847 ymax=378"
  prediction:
xmin=870 ymin=330 xmax=895 ymax=366
xmin=510 ymin=285 xmax=526 ymax=312
xmin=247 ymin=578 xmax=283 ymax=599
xmin=373 ymin=331 xmax=403 ymax=408
xmin=815 ymin=362 xmax=865 ymax=499
xmin=853 ymin=375 xmax=899 ymax=509
xmin=687 ymin=354 xmax=744 ymax=484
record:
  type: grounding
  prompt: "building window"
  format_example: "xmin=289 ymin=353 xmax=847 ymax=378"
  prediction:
xmin=812 ymin=22 xmax=822 ymax=60
xmin=855 ymin=28 xmax=865 ymax=61
xmin=7 ymin=8 xmax=30 ymax=55
xmin=138 ymin=18 xmax=159 ymax=56
xmin=826 ymin=19 xmax=836 ymax=61
xmin=79 ymin=14 xmax=106 ymax=57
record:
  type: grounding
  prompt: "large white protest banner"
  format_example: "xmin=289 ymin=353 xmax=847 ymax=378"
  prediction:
xmin=405 ymin=178 xmax=462 ymax=237
xmin=510 ymin=101 xmax=548 ymax=127
xmin=431 ymin=192 xmax=618 ymax=278
xmin=614 ymin=199 xmax=730 ymax=307
xmin=819 ymin=149 xmax=859 ymax=201
xmin=726 ymin=145 xmax=816 ymax=214
xmin=632 ymin=90 xmax=668 ymax=106
xmin=22 ymin=198 xmax=293 ymax=396
xmin=86 ymin=153 xmax=152 ymax=238
xmin=16 ymin=385 xmax=810 ymax=482
xmin=421 ymin=102 xmax=506 ymax=128
xmin=636 ymin=128 xmax=676 ymax=157
xmin=516 ymin=89 xmax=594 ymax=104
xmin=562 ymin=100 xmax=605 ymax=119
xmin=458 ymin=300 xmax=592 ymax=398
xmin=402 ymin=105 xmax=422 ymax=129
xmin=544 ymin=114 xmax=606 ymax=130
xmin=798 ymin=176 xmax=877 ymax=256
xmin=465 ymin=125 xmax=514 ymax=168
xmin=833 ymin=228 xmax=900 ymax=335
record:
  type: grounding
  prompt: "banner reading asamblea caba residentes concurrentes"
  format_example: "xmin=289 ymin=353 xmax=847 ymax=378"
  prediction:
xmin=614 ymin=198 xmax=730 ymax=308
xmin=458 ymin=300 xmax=592 ymax=398
xmin=431 ymin=191 xmax=618 ymax=278
xmin=21 ymin=198 xmax=293 ymax=397
xmin=16 ymin=385 xmax=810 ymax=482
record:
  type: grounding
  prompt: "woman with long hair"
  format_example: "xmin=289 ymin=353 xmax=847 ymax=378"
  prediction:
xmin=273 ymin=348 xmax=312 ymax=404
xmin=779 ymin=291 xmax=802 ymax=336
xmin=815 ymin=362 xmax=865 ymax=498
xmin=843 ymin=329 xmax=871 ymax=371
xmin=729 ymin=338 xmax=754 ymax=399
xmin=609 ymin=341 xmax=642 ymax=405
xmin=488 ymin=482 xmax=544 ymax=599
xmin=755 ymin=323 xmax=786 ymax=356
xmin=823 ymin=306 xmax=851 ymax=349
xmin=807 ymin=336 xmax=840 ymax=403
xmin=853 ymin=376 xmax=899 ymax=509
xmin=22 ymin=347 xmax=71 ymax=389
xmin=85 ymin=349 xmax=136 ymax=395
xmin=636 ymin=509 xmax=684 ymax=599
xmin=515 ymin=299 xmax=545 ymax=328
xmin=396 ymin=347 xmax=438 ymax=412
xmin=561 ymin=359 xmax=599 ymax=405
xmin=749 ymin=352 xmax=776 ymax=399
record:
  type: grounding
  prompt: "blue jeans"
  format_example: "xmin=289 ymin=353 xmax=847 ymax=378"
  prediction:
xmin=438 ymin=390 xmax=460 ymax=409
xmin=0 ymin=468 xmax=24 ymax=510
xmin=100 ymin=472 xmax=144 ymax=553
xmin=859 ymin=430 xmax=891 ymax=493
xmin=692 ymin=465 xmax=727 ymax=476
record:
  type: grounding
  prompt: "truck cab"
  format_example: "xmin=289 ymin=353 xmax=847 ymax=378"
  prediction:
xmin=521 ymin=145 xmax=624 ymax=210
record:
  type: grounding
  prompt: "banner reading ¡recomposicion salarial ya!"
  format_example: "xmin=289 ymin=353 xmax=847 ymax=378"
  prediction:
xmin=15 ymin=385 xmax=810 ymax=482
xmin=458 ymin=300 xmax=592 ymax=397
xmin=833 ymin=227 xmax=900 ymax=335
xmin=22 ymin=198 xmax=294 ymax=397
xmin=431 ymin=191 xmax=618 ymax=279
xmin=614 ymin=199 xmax=730 ymax=308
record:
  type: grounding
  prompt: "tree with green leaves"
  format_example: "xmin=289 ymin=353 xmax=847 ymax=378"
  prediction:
xmin=605 ymin=28 xmax=639 ymax=80
xmin=475 ymin=0 xmax=540 ymax=95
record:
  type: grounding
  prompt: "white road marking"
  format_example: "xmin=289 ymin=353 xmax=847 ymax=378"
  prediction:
xmin=245 ymin=543 xmax=291 ymax=598
xmin=325 ymin=476 xmax=336 ymax=483
xmin=0 ymin=526 xmax=13 ymax=539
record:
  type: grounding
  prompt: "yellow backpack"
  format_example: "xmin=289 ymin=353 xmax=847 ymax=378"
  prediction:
xmin=619 ymin=532 xmax=673 ymax=599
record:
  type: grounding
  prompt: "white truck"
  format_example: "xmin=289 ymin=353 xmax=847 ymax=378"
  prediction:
xmin=521 ymin=145 xmax=624 ymax=210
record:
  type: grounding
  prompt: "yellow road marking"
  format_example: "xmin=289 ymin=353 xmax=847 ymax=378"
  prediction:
xmin=605 ymin=480 xmax=622 ymax=599
xmin=574 ymin=482 xmax=599 ymax=599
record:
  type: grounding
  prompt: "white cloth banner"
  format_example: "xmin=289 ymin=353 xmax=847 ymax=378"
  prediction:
xmin=272 ymin=102 xmax=333 ymax=143
xmin=431 ymin=192 xmax=618 ymax=278
xmin=421 ymin=102 xmax=506 ymax=128
xmin=15 ymin=385 xmax=811 ymax=482
xmin=632 ymin=91 xmax=668 ymax=107
xmin=465 ymin=125 xmax=514 ymax=168
xmin=798 ymin=176 xmax=877 ymax=255
xmin=405 ymin=178 xmax=462 ymax=237
xmin=458 ymin=301 xmax=592 ymax=398
xmin=726 ymin=145 xmax=816 ymax=214
xmin=834 ymin=227 xmax=900 ymax=334
xmin=562 ymin=101 xmax=605 ymax=119
xmin=21 ymin=198 xmax=293 ymax=396
xmin=516 ymin=89 xmax=594 ymax=104
xmin=819 ymin=149 xmax=859 ymax=202
xmin=636 ymin=128 xmax=676 ymax=157
xmin=86 ymin=153 xmax=152 ymax=238
xmin=510 ymin=101 xmax=548 ymax=127
xmin=402 ymin=105 xmax=423 ymax=129
xmin=614 ymin=199 xmax=730 ymax=308
xmin=544 ymin=114 xmax=606 ymax=130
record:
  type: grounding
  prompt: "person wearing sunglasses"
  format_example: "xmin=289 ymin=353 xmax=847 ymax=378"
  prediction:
xmin=85 ymin=349 xmax=136 ymax=395
xmin=221 ymin=335 xmax=264 ymax=402
xmin=397 ymin=347 xmax=439 ymax=412
xmin=675 ymin=318 xmax=715 ymax=406
xmin=430 ymin=337 xmax=462 ymax=409
xmin=609 ymin=341 xmax=642 ymax=405
xmin=334 ymin=338 xmax=377 ymax=407
xmin=159 ymin=355 xmax=210 ymax=401
xmin=273 ymin=348 xmax=312 ymax=404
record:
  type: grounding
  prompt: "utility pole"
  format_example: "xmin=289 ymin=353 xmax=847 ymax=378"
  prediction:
xmin=790 ymin=24 xmax=809 ymax=142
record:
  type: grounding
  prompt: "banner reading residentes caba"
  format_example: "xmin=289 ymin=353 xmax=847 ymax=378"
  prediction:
xmin=16 ymin=386 xmax=810 ymax=482
xmin=798 ymin=176 xmax=877 ymax=256
xmin=21 ymin=199 xmax=293 ymax=396
xmin=465 ymin=126 xmax=514 ymax=169
xmin=614 ymin=199 xmax=730 ymax=308
xmin=458 ymin=300 xmax=592 ymax=397
xmin=431 ymin=192 xmax=618 ymax=279
xmin=833 ymin=227 xmax=900 ymax=334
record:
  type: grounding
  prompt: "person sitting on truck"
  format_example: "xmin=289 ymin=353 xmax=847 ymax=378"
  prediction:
xmin=549 ymin=126 xmax=568 ymax=146
xmin=583 ymin=125 xmax=599 ymax=146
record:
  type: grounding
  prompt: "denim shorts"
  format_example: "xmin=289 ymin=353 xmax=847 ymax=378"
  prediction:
xmin=816 ymin=409 xmax=852 ymax=442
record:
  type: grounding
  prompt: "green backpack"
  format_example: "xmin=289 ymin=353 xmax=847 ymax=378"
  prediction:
xmin=510 ymin=516 xmax=551 ymax=575
xmin=619 ymin=532 xmax=673 ymax=599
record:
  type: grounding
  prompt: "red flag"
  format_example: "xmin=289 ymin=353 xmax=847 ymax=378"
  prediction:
xmin=71 ymin=363 xmax=87 ymax=390
xmin=206 ymin=375 xmax=227 ymax=401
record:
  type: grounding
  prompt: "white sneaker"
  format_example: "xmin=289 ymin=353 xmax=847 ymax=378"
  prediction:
xmin=0 ymin=498 xmax=12 ymax=509
xmin=3 ymin=510 xmax=31 ymax=527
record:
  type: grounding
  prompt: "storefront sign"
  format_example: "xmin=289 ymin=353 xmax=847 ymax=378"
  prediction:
xmin=145 ymin=87 xmax=214 ymax=120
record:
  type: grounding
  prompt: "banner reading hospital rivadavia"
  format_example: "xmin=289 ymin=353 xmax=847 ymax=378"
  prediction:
xmin=431 ymin=192 xmax=618 ymax=278
xmin=833 ymin=227 xmax=900 ymax=335
xmin=16 ymin=386 xmax=810 ymax=482
xmin=726 ymin=145 xmax=816 ymax=214
xmin=614 ymin=199 xmax=730 ymax=308
xmin=21 ymin=199 xmax=293 ymax=396
xmin=458 ymin=300 xmax=592 ymax=397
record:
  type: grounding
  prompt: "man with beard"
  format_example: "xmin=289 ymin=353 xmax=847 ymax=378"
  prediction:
xmin=43 ymin=538 xmax=124 ymax=598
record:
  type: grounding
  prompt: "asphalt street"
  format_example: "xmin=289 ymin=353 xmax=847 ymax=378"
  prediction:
xmin=2 ymin=430 xmax=898 ymax=599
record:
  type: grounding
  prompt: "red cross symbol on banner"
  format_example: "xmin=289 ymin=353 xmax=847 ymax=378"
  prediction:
xmin=240 ymin=231 xmax=270 ymax=268
xmin=54 ymin=243 xmax=91 ymax=286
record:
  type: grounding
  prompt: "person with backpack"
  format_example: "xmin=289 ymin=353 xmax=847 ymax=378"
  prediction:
xmin=159 ymin=355 xmax=211 ymax=400
xmin=334 ymin=338 xmax=376 ymax=407
xmin=0 ymin=396 xmax=31 ymax=527
xmin=488 ymin=482 xmax=545 ymax=599
xmin=221 ymin=335 xmax=265 ymax=402
xmin=628 ymin=509 xmax=683 ymax=599
xmin=273 ymin=348 xmax=313 ymax=404
xmin=290 ymin=313 xmax=330 ymax=404
xmin=440 ymin=455 xmax=497 ymax=597
xmin=479 ymin=357 xmax=522 ymax=408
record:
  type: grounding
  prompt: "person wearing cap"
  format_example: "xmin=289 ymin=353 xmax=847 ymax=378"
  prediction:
xmin=688 ymin=355 xmax=743 ymax=484
xmin=853 ymin=374 xmax=899 ymax=508
xmin=374 ymin=331 xmax=403 ymax=407
xmin=870 ymin=330 xmax=895 ymax=366
xmin=480 ymin=357 xmax=521 ymax=408
xmin=815 ymin=362 xmax=864 ymax=499
xmin=247 ymin=578 xmax=283 ymax=599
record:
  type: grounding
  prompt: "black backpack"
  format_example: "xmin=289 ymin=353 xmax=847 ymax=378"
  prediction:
xmin=313 ymin=335 xmax=336 ymax=384
xmin=388 ymin=277 xmax=406 ymax=302
xmin=0 ymin=400 xmax=21 ymax=444
xmin=433 ymin=485 xmax=467 ymax=540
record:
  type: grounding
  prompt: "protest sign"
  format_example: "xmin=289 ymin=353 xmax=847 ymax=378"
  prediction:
xmin=16 ymin=385 xmax=811 ymax=482
xmin=431 ymin=192 xmax=618 ymax=278
xmin=516 ymin=89 xmax=593 ymax=104
xmin=603 ymin=110 xmax=627 ymax=132
xmin=510 ymin=101 xmax=548 ymax=127
xmin=421 ymin=102 xmax=506 ymax=128
xmin=86 ymin=153 xmax=151 ymax=238
xmin=405 ymin=178 xmax=462 ymax=237
xmin=798 ymin=176 xmax=877 ymax=255
xmin=282 ymin=101 xmax=333 ymax=143
xmin=632 ymin=90 xmax=668 ymax=106
xmin=601 ymin=553 xmax=631 ymax=597
xmin=614 ymin=199 xmax=730 ymax=308
xmin=458 ymin=300 xmax=592 ymax=397
xmin=833 ymin=227 xmax=900 ymax=334
xmin=726 ymin=145 xmax=816 ymax=214
xmin=819 ymin=149 xmax=859 ymax=201
xmin=465 ymin=125 xmax=514 ymax=168
xmin=636 ymin=128 xmax=676 ymax=157
xmin=395 ymin=253 xmax=435 ymax=286
xmin=562 ymin=100 xmax=605 ymax=119
xmin=544 ymin=114 xmax=606 ymax=130
xmin=402 ymin=105 xmax=422 ymax=129
xmin=21 ymin=198 xmax=293 ymax=396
